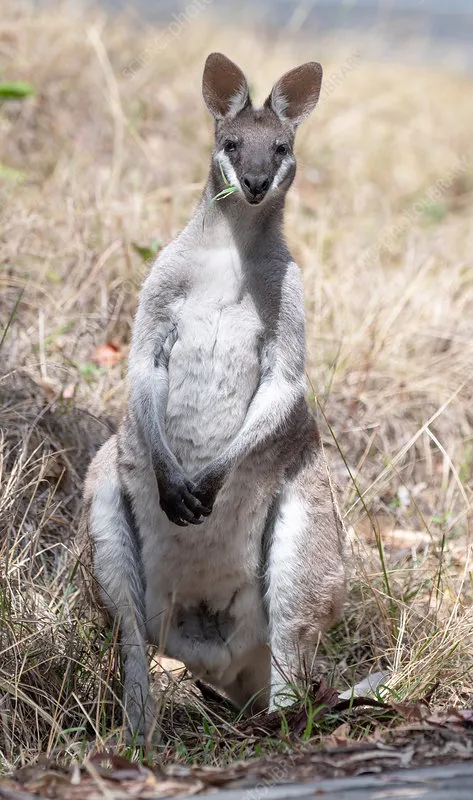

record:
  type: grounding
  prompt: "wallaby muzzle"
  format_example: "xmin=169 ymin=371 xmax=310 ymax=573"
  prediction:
xmin=241 ymin=172 xmax=270 ymax=204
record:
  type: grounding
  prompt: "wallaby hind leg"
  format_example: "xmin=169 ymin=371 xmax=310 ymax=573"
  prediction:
xmin=266 ymin=444 xmax=347 ymax=709
xmin=80 ymin=436 xmax=157 ymax=744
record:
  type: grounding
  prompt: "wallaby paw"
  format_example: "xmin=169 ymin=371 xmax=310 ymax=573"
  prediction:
xmin=192 ymin=466 xmax=224 ymax=513
xmin=158 ymin=474 xmax=211 ymax=526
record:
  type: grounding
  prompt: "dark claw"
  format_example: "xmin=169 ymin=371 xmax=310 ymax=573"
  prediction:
xmin=182 ymin=486 xmax=211 ymax=517
xmin=172 ymin=517 xmax=188 ymax=527
xmin=157 ymin=465 xmax=219 ymax=526
xmin=194 ymin=489 xmax=215 ymax=512
xmin=175 ymin=501 xmax=197 ymax=523
xmin=159 ymin=480 xmax=211 ymax=526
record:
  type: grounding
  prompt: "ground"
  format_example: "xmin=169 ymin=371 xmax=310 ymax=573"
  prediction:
xmin=1 ymin=0 xmax=473 ymax=795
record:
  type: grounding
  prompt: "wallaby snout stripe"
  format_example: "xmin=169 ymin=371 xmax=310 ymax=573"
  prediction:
xmin=216 ymin=150 xmax=241 ymax=192
xmin=271 ymin=157 xmax=294 ymax=190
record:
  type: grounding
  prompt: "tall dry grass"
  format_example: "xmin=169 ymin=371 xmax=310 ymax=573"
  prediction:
xmin=1 ymin=0 xmax=472 ymax=773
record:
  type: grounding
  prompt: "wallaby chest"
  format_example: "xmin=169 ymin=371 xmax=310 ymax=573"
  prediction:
xmin=165 ymin=244 xmax=264 ymax=475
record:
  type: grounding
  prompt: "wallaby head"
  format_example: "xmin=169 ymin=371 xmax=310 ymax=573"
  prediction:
xmin=203 ymin=52 xmax=322 ymax=206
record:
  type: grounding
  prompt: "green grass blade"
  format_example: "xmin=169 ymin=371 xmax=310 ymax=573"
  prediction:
xmin=0 ymin=284 xmax=25 ymax=351
xmin=0 ymin=81 xmax=35 ymax=100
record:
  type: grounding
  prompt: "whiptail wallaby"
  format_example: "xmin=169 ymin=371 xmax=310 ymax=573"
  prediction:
xmin=79 ymin=52 xmax=347 ymax=744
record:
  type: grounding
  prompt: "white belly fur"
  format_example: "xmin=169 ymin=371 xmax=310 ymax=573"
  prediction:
xmin=139 ymin=246 xmax=272 ymax=681
xmin=165 ymin=246 xmax=263 ymax=475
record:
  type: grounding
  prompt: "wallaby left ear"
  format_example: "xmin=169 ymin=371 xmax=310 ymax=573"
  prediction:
xmin=265 ymin=62 xmax=323 ymax=127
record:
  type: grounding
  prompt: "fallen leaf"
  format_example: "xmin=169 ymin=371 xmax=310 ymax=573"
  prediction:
xmin=314 ymin=676 xmax=341 ymax=709
xmin=327 ymin=722 xmax=351 ymax=746
xmin=62 ymin=382 xmax=76 ymax=399
xmin=393 ymin=702 xmax=473 ymax=729
xmin=151 ymin=656 xmax=186 ymax=676
xmin=132 ymin=239 xmax=161 ymax=263
xmin=240 ymin=678 xmax=340 ymax=739
xmin=339 ymin=670 xmax=390 ymax=700
xmin=91 ymin=342 xmax=124 ymax=368
xmin=422 ymin=707 xmax=473 ymax=727
xmin=26 ymin=771 xmax=70 ymax=791
xmin=109 ymin=755 xmax=142 ymax=772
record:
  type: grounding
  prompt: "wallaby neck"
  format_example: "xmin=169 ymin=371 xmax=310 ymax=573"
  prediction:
xmin=193 ymin=168 xmax=287 ymax=255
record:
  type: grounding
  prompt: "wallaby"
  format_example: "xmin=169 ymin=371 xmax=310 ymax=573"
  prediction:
xmin=78 ymin=53 xmax=347 ymax=744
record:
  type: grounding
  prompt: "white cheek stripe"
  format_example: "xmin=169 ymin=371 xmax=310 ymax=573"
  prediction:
xmin=216 ymin=151 xmax=242 ymax=192
xmin=271 ymin=157 xmax=293 ymax=190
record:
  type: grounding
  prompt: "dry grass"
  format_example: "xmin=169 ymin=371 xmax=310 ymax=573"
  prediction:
xmin=1 ymin=0 xmax=473 ymax=776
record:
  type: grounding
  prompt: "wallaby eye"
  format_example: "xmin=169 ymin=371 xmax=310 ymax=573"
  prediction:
xmin=224 ymin=139 xmax=238 ymax=153
xmin=275 ymin=143 xmax=289 ymax=156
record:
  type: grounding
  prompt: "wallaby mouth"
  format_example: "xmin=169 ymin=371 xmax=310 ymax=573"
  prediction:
xmin=241 ymin=187 xmax=270 ymax=205
xmin=245 ymin=195 xmax=267 ymax=206
xmin=242 ymin=173 xmax=270 ymax=205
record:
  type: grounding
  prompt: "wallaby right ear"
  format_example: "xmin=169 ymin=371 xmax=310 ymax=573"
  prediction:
xmin=202 ymin=53 xmax=251 ymax=121
xmin=265 ymin=62 xmax=323 ymax=127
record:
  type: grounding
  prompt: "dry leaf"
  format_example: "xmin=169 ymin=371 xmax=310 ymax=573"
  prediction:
xmin=151 ymin=656 xmax=186 ymax=676
xmin=327 ymin=722 xmax=351 ymax=746
xmin=62 ymin=381 xmax=76 ymax=399
xmin=394 ymin=702 xmax=473 ymax=729
xmin=91 ymin=342 xmax=124 ymax=368
xmin=339 ymin=670 xmax=390 ymax=700
xmin=109 ymin=755 xmax=142 ymax=772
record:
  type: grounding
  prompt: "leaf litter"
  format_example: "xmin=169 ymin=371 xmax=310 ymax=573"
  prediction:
xmin=3 ymin=680 xmax=473 ymax=799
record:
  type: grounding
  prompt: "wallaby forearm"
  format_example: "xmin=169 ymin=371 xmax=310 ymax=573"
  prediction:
xmin=128 ymin=317 xmax=180 ymax=479
xmin=129 ymin=357 xmax=181 ymax=481
xmin=199 ymin=369 xmax=305 ymax=483
xmin=128 ymin=295 xmax=211 ymax=525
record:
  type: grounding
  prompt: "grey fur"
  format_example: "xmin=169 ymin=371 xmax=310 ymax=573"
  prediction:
xmin=78 ymin=53 xmax=347 ymax=743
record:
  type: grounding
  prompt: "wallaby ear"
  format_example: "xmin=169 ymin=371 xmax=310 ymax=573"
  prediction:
xmin=265 ymin=62 xmax=323 ymax=127
xmin=202 ymin=52 xmax=251 ymax=120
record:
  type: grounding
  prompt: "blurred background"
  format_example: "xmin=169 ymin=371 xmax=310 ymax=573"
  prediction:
xmin=1 ymin=0 xmax=473 ymax=774
xmin=96 ymin=0 xmax=473 ymax=70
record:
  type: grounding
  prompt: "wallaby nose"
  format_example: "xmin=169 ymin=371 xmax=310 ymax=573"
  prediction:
xmin=242 ymin=173 xmax=270 ymax=201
